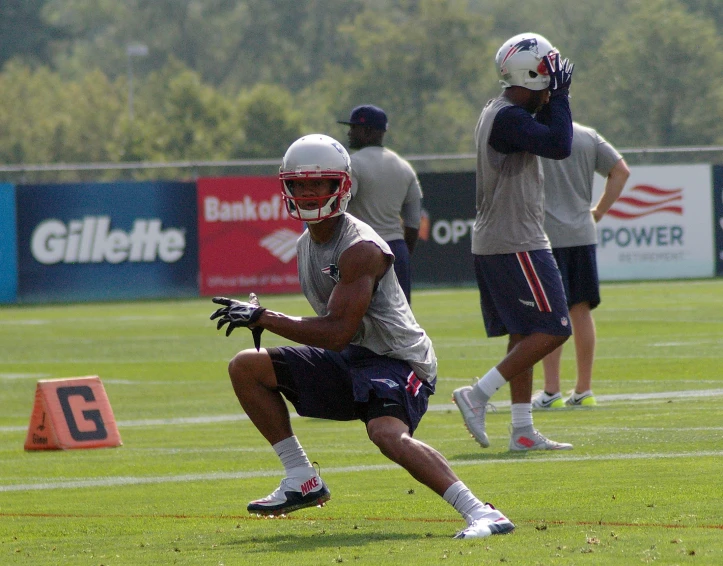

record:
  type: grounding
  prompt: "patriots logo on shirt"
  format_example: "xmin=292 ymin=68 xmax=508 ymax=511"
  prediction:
xmin=321 ymin=263 xmax=340 ymax=282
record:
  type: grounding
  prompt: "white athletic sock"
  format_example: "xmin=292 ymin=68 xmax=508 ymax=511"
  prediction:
xmin=572 ymin=389 xmax=593 ymax=399
xmin=443 ymin=481 xmax=489 ymax=526
xmin=510 ymin=403 xmax=533 ymax=429
xmin=472 ymin=367 xmax=507 ymax=404
xmin=273 ymin=436 xmax=314 ymax=477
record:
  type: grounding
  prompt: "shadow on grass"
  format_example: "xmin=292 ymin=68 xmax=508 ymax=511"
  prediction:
xmin=223 ymin=530 xmax=433 ymax=553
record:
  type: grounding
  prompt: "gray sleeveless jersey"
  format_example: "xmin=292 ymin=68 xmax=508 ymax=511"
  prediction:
xmin=542 ymin=122 xmax=622 ymax=247
xmin=471 ymin=97 xmax=550 ymax=255
xmin=297 ymin=214 xmax=437 ymax=384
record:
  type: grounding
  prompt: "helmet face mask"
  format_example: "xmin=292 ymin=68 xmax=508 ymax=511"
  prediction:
xmin=495 ymin=33 xmax=556 ymax=91
xmin=279 ymin=134 xmax=353 ymax=224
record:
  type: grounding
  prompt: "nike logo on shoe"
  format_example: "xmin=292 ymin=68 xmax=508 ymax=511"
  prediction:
xmin=300 ymin=476 xmax=320 ymax=496
xmin=459 ymin=389 xmax=479 ymax=412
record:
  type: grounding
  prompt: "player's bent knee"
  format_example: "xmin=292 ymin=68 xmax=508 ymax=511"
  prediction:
xmin=228 ymin=348 xmax=270 ymax=384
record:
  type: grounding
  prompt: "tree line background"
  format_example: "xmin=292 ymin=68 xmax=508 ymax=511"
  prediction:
xmin=1 ymin=0 xmax=722 ymax=181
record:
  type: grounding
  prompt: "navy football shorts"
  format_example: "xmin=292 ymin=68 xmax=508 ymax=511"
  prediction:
xmin=552 ymin=244 xmax=601 ymax=309
xmin=474 ymin=249 xmax=572 ymax=338
xmin=267 ymin=344 xmax=433 ymax=435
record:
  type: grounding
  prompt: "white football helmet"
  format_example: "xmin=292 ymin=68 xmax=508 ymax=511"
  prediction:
xmin=495 ymin=32 xmax=556 ymax=91
xmin=279 ymin=134 xmax=353 ymax=223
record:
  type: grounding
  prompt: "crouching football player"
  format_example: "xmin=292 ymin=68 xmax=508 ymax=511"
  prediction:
xmin=210 ymin=134 xmax=514 ymax=539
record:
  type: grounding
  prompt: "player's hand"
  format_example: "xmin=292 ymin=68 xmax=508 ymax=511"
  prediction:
xmin=544 ymin=51 xmax=574 ymax=96
xmin=210 ymin=294 xmax=266 ymax=338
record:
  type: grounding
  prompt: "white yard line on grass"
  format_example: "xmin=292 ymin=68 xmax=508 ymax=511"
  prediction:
xmin=2 ymin=450 xmax=722 ymax=493
xmin=1 ymin=389 xmax=722 ymax=434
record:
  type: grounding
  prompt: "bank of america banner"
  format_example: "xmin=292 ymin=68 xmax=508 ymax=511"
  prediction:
xmin=197 ymin=176 xmax=302 ymax=296
xmin=593 ymin=164 xmax=715 ymax=281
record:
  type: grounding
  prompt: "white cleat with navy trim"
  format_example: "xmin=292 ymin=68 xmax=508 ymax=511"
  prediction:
xmin=454 ymin=504 xmax=516 ymax=539
xmin=247 ymin=474 xmax=330 ymax=516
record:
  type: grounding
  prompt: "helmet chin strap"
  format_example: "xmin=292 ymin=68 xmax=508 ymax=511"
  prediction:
xmin=287 ymin=193 xmax=342 ymax=223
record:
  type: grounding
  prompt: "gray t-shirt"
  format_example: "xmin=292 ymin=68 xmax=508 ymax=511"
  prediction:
xmin=347 ymin=146 xmax=422 ymax=242
xmin=472 ymin=97 xmax=550 ymax=255
xmin=542 ymin=122 xmax=622 ymax=247
xmin=296 ymin=213 xmax=437 ymax=384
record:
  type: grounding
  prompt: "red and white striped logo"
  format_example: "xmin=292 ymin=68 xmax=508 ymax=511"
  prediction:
xmin=405 ymin=372 xmax=422 ymax=397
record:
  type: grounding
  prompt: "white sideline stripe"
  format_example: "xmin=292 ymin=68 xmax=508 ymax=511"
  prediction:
xmin=1 ymin=388 xmax=722 ymax=434
xmin=2 ymin=451 xmax=722 ymax=493
xmin=433 ymin=387 xmax=723 ymax=411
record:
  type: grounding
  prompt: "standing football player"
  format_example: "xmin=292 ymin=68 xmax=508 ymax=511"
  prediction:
xmin=533 ymin=122 xmax=630 ymax=410
xmin=452 ymin=33 xmax=576 ymax=451
xmin=210 ymin=134 xmax=514 ymax=539
xmin=337 ymin=104 xmax=423 ymax=305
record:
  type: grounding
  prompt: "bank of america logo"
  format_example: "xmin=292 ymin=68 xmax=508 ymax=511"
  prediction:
xmin=607 ymin=185 xmax=683 ymax=220
xmin=259 ymin=229 xmax=301 ymax=263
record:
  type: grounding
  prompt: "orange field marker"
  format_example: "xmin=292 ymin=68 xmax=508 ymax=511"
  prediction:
xmin=24 ymin=376 xmax=122 ymax=450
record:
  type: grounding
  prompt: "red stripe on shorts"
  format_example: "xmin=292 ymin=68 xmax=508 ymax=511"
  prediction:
xmin=516 ymin=251 xmax=551 ymax=312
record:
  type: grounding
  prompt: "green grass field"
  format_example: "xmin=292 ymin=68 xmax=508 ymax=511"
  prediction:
xmin=1 ymin=280 xmax=722 ymax=565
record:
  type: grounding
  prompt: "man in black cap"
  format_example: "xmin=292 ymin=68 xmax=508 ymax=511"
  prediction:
xmin=338 ymin=105 xmax=422 ymax=305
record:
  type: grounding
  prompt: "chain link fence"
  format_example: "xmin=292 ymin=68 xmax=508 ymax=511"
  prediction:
xmin=1 ymin=146 xmax=723 ymax=184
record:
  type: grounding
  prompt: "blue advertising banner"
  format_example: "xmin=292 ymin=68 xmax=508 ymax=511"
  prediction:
xmin=412 ymin=172 xmax=477 ymax=287
xmin=0 ymin=183 xmax=17 ymax=303
xmin=16 ymin=181 xmax=198 ymax=303
xmin=714 ymin=165 xmax=723 ymax=276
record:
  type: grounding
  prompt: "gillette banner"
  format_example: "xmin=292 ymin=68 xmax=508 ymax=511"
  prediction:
xmin=16 ymin=182 xmax=198 ymax=303
xmin=197 ymin=176 xmax=302 ymax=296
xmin=594 ymin=164 xmax=715 ymax=280
xmin=0 ymin=183 xmax=17 ymax=303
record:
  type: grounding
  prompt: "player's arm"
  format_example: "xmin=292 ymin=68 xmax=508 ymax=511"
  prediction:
xmin=400 ymin=196 xmax=421 ymax=254
xmin=252 ymin=241 xmax=390 ymax=351
xmin=403 ymin=226 xmax=419 ymax=255
xmin=490 ymin=101 xmax=572 ymax=160
xmin=592 ymin=158 xmax=630 ymax=222
xmin=491 ymin=54 xmax=573 ymax=159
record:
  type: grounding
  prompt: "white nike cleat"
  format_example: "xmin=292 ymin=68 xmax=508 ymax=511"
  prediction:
xmin=565 ymin=391 xmax=597 ymax=407
xmin=509 ymin=425 xmax=573 ymax=451
xmin=452 ymin=386 xmax=492 ymax=448
xmin=531 ymin=390 xmax=565 ymax=409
